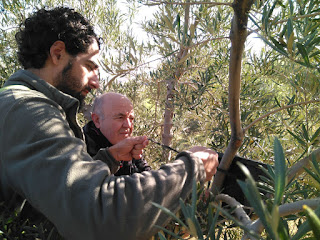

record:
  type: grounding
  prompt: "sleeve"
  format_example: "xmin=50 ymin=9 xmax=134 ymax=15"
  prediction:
xmin=1 ymin=95 xmax=206 ymax=240
xmin=92 ymin=148 xmax=121 ymax=174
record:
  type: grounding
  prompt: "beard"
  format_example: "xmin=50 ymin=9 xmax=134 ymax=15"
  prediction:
xmin=55 ymin=60 xmax=88 ymax=110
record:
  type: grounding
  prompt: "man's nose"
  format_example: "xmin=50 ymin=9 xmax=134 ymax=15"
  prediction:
xmin=89 ymin=70 xmax=100 ymax=89
xmin=123 ymin=118 xmax=132 ymax=128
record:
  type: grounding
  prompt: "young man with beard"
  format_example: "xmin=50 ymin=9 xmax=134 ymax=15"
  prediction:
xmin=0 ymin=7 xmax=219 ymax=240
xmin=83 ymin=92 xmax=152 ymax=176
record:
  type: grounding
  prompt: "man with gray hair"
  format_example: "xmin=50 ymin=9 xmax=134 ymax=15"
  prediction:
xmin=83 ymin=92 xmax=151 ymax=175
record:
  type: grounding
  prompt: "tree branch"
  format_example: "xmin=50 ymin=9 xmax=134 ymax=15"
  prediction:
xmin=144 ymin=0 xmax=232 ymax=7
xmin=287 ymin=148 xmax=320 ymax=181
xmin=215 ymin=194 xmax=252 ymax=226
xmin=242 ymin=198 xmax=320 ymax=239
xmin=212 ymin=0 xmax=254 ymax=193
xmin=243 ymin=100 xmax=320 ymax=133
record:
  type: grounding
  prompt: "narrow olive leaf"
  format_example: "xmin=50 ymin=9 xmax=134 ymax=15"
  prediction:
xmin=163 ymin=15 xmax=174 ymax=32
xmin=190 ymin=23 xmax=195 ymax=39
xmin=177 ymin=14 xmax=181 ymax=40
xmin=310 ymin=126 xmax=320 ymax=143
xmin=309 ymin=37 xmax=320 ymax=48
xmin=262 ymin=5 xmax=268 ymax=33
xmin=286 ymin=18 xmax=293 ymax=42
xmin=237 ymin=163 xmax=277 ymax=240
xmin=207 ymin=205 xmax=220 ymax=239
xmin=260 ymin=35 xmax=288 ymax=57
xmin=179 ymin=199 xmax=191 ymax=219
xmin=152 ymin=202 xmax=187 ymax=228
xmin=194 ymin=217 xmax=204 ymax=239
xmin=297 ymin=43 xmax=310 ymax=66
xmin=156 ymin=225 xmax=182 ymax=239
xmin=277 ymin=218 xmax=290 ymax=240
xmin=302 ymin=124 xmax=309 ymax=142
xmin=186 ymin=218 xmax=198 ymax=238
xmin=305 ymin=31 xmax=318 ymax=48
xmin=273 ymin=137 xmax=287 ymax=206
xmin=287 ymin=32 xmax=295 ymax=56
xmin=248 ymin=14 xmax=260 ymax=30
xmin=289 ymin=0 xmax=294 ymax=15
xmin=271 ymin=205 xmax=280 ymax=232
xmin=303 ymin=205 xmax=320 ymax=237
xmin=292 ymin=205 xmax=320 ymax=240
xmin=311 ymin=154 xmax=320 ymax=176
xmin=287 ymin=129 xmax=306 ymax=146
xmin=309 ymin=50 xmax=320 ymax=58
xmin=157 ymin=231 xmax=167 ymax=240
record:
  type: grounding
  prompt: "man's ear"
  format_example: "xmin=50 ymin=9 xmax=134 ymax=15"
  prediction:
xmin=91 ymin=113 xmax=101 ymax=129
xmin=49 ymin=40 xmax=66 ymax=65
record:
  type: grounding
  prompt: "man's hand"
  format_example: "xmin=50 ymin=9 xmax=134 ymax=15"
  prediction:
xmin=188 ymin=146 xmax=219 ymax=181
xmin=108 ymin=136 xmax=149 ymax=161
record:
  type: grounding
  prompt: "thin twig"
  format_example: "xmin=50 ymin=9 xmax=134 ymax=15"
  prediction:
xmin=243 ymin=100 xmax=320 ymax=133
xmin=144 ymin=0 xmax=232 ymax=7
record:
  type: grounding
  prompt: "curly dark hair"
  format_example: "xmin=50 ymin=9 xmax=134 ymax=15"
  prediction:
xmin=15 ymin=7 xmax=101 ymax=69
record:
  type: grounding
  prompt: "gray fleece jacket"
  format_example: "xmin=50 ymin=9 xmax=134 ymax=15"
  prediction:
xmin=0 ymin=70 xmax=206 ymax=240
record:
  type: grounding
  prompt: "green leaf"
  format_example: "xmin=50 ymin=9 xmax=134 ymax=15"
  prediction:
xmin=207 ymin=205 xmax=220 ymax=239
xmin=259 ymin=35 xmax=288 ymax=57
xmin=292 ymin=205 xmax=320 ymax=240
xmin=155 ymin=225 xmax=181 ymax=239
xmin=152 ymin=202 xmax=187 ymax=228
xmin=157 ymin=232 xmax=167 ymax=240
xmin=271 ymin=205 xmax=280 ymax=232
xmin=287 ymin=129 xmax=307 ymax=146
xmin=303 ymin=205 xmax=320 ymax=237
xmin=287 ymin=31 xmax=294 ymax=56
xmin=273 ymin=137 xmax=287 ymax=205
xmin=237 ymin=163 xmax=277 ymax=239
xmin=302 ymin=124 xmax=309 ymax=141
xmin=186 ymin=218 xmax=198 ymax=237
xmin=277 ymin=218 xmax=290 ymax=240
xmin=297 ymin=43 xmax=310 ymax=66
xmin=289 ymin=0 xmax=294 ymax=15
xmin=286 ymin=18 xmax=293 ymax=42
xmin=310 ymin=126 xmax=320 ymax=143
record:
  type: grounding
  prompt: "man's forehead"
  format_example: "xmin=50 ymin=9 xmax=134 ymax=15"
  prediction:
xmin=113 ymin=110 xmax=134 ymax=117
xmin=104 ymin=102 xmax=133 ymax=114
xmin=77 ymin=41 xmax=100 ymax=63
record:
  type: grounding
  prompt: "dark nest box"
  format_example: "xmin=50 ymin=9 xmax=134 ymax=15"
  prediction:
xmin=218 ymin=152 xmax=270 ymax=207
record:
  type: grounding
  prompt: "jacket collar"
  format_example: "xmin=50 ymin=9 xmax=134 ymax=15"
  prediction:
xmin=4 ymin=69 xmax=80 ymax=113
xmin=83 ymin=121 xmax=112 ymax=148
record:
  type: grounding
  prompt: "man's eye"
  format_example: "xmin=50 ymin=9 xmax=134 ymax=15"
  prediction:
xmin=86 ymin=64 xmax=94 ymax=71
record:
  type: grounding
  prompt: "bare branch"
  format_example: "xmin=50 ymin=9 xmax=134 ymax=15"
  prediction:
xmin=215 ymin=194 xmax=252 ymax=226
xmin=144 ymin=0 xmax=232 ymax=7
xmin=243 ymin=198 xmax=320 ymax=239
xmin=287 ymin=148 xmax=320 ymax=181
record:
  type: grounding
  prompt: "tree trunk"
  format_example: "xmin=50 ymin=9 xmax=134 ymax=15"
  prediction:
xmin=161 ymin=1 xmax=191 ymax=162
xmin=212 ymin=0 xmax=254 ymax=193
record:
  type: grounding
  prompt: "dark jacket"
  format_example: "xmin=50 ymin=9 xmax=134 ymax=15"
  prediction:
xmin=83 ymin=121 xmax=151 ymax=175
